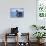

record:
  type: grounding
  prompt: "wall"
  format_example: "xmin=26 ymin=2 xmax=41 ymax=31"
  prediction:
xmin=0 ymin=0 xmax=36 ymax=42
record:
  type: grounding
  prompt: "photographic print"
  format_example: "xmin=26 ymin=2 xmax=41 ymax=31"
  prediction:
xmin=10 ymin=8 xmax=24 ymax=18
